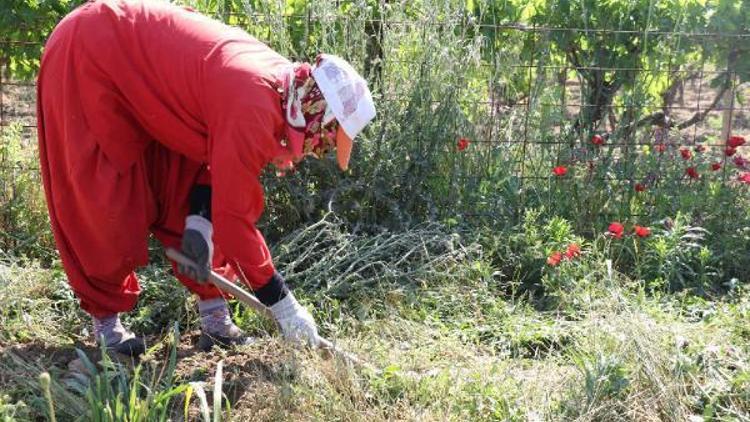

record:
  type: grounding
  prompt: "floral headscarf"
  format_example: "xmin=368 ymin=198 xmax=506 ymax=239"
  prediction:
xmin=274 ymin=61 xmax=338 ymax=171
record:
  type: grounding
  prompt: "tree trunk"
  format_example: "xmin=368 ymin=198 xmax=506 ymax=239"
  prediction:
xmin=721 ymin=49 xmax=738 ymax=141
xmin=720 ymin=84 xmax=735 ymax=142
xmin=576 ymin=73 xmax=621 ymax=136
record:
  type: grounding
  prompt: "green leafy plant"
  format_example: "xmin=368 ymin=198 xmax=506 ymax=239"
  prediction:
xmin=637 ymin=214 xmax=718 ymax=294
xmin=574 ymin=352 xmax=630 ymax=404
xmin=66 ymin=325 xmax=199 ymax=421
xmin=0 ymin=123 xmax=54 ymax=260
xmin=0 ymin=0 xmax=75 ymax=79
xmin=0 ymin=394 xmax=28 ymax=421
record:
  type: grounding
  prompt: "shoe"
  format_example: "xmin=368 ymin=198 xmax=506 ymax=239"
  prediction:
xmin=109 ymin=336 xmax=146 ymax=357
xmin=197 ymin=325 xmax=254 ymax=351
xmin=93 ymin=314 xmax=145 ymax=358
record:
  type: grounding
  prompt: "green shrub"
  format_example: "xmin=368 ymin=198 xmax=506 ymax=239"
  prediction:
xmin=0 ymin=123 xmax=54 ymax=261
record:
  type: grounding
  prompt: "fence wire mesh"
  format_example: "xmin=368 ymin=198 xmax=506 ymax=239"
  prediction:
xmin=1 ymin=2 xmax=749 ymax=257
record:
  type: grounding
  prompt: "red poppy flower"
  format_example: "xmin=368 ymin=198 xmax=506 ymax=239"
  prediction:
xmin=694 ymin=144 xmax=706 ymax=153
xmin=564 ymin=243 xmax=581 ymax=260
xmin=591 ymin=134 xmax=604 ymax=146
xmin=728 ymin=135 xmax=746 ymax=149
xmin=686 ymin=167 xmax=699 ymax=179
xmin=552 ymin=166 xmax=568 ymax=176
xmin=739 ymin=173 xmax=750 ymax=185
xmin=634 ymin=225 xmax=651 ymax=238
xmin=680 ymin=148 xmax=692 ymax=160
xmin=734 ymin=156 xmax=747 ymax=168
xmin=457 ymin=138 xmax=470 ymax=151
xmin=608 ymin=222 xmax=624 ymax=239
xmin=711 ymin=163 xmax=722 ymax=171
xmin=547 ymin=251 xmax=562 ymax=266
xmin=655 ymin=144 xmax=667 ymax=153
xmin=725 ymin=147 xmax=737 ymax=157
xmin=634 ymin=183 xmax=646 ymax=192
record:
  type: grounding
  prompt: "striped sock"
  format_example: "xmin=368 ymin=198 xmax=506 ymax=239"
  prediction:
xmin=198 ymin=298 xmax=235 ymax=337
xmin=92 ymin=314 xmax=135 ymax=347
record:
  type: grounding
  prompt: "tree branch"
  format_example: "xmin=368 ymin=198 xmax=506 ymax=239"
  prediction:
xmin=675 ymin=82 xmax=731 ymax=130
xmin=661 ymin=71 xmax=700 ymax=112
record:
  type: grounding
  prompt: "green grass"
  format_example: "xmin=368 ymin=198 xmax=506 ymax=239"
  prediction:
xmin=1 ymin=217 xmax=749 ymax=421
xmin=2 ymin=2 xmax=750 ymax=419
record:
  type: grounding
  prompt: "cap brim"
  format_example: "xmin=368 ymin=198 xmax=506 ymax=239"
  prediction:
xmin=336 ymin=127 xmax=353 ymax=171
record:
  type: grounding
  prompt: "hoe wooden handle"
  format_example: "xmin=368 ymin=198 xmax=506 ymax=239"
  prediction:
xmin=165 ymin=248 xmax=366 ymax=367
xmin=167 ymin=247 xmax=275 ymax=321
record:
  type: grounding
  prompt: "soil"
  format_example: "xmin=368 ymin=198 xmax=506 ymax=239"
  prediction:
xmin=0 ymin=331 xmax=304 ymax=420
xmin=562 ymin=77 xmax=750 ymax=141
xmin=170 ymin=332 xmax=297 ymax=421
xmin=1 ymin=83 xmax=36 ymax=127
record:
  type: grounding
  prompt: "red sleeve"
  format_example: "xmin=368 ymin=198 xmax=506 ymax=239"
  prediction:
xmin=209 ymin=108 xmax=279 ymax=289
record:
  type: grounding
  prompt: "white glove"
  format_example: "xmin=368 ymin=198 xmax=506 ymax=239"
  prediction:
xmin=269 ymin=292 xmax=320 ymax=346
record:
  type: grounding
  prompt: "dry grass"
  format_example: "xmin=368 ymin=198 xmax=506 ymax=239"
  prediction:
xmin=1 ymin=220 xmax=749 ymax=421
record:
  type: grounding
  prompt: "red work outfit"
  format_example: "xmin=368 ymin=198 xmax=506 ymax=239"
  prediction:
xmin=37 ymin=0 xmax=293 ymax=317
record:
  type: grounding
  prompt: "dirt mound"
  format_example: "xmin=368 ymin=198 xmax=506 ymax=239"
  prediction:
xmin=174 ymin=331 xmax=296 ymax=411
xmin=1 ymin=331 xmax=315 ymax=420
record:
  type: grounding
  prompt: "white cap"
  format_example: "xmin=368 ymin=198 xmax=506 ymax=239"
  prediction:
xmin=312 ymin=54 xmax=376 ymax=140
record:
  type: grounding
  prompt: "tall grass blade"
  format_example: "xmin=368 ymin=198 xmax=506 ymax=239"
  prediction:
xmin=191 ymin=382 xmax=210 ymax=422
xmin=213 ymin=360 xmax=224 ymax=422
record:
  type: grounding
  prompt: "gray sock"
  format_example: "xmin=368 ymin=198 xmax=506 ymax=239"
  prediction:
xmin=199 ymin=298 xmax=237 ymax=337
xmin=92 ymin=314 xmax=135 ymax=347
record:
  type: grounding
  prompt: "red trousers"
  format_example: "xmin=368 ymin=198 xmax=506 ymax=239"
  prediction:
xmin=36 ymin=0 xmax=284 ymax=317
xmin=38 ymin=138 xmax=235 ymax=317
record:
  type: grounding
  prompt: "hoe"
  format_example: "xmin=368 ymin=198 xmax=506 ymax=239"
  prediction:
xmin=165 ymin=248 xmax=366 ymax=368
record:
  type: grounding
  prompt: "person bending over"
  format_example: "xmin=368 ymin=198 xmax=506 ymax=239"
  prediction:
xmin=36 ymin=0 xmax=376 ymax=355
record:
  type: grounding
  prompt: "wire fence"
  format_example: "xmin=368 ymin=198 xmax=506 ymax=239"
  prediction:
xmin=1 ymin=5 xmax=750 ymax=256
